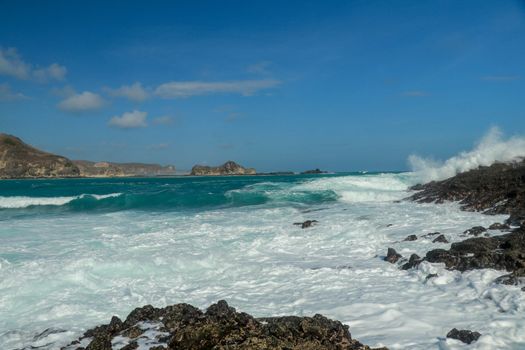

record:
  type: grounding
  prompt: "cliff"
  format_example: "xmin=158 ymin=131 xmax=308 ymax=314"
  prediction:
xmin=190 ymin=160 xmax=256 ymax=176
xmin=0 ymin=133 xmax=80 ymax=179
xmin=73 ymin=160 xmax=176 ymax=177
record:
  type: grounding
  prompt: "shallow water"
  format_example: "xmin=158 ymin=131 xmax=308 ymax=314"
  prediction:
xmin=1 ymin=173 xmax=524 ymax=349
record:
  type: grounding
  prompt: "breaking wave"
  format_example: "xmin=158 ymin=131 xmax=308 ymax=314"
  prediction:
xmin=0 ymin=193 xmax=122 ymax=209
xmin=409 ymin=127 xmax=525 ymax=183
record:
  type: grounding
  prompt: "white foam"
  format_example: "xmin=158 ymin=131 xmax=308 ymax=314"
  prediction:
xmin=294 ymin=173 xmax=410 ymax=202
xmin=409 ymin=127 xmax=525 ymax=183
xmin=0 ymin=193 xmax=122 ymax=208
xmin=1 ymin=174 xmax=523 ymax=350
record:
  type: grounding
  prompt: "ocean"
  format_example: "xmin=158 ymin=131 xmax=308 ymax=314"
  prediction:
xmin=1 ymin=173 xmax=524 ymax=349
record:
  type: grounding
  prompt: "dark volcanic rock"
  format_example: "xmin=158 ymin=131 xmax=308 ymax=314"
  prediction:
xmin=424 ymin=226 xmax=525 ymax=274
xmin=403 ymin=235 xmax=418 ymax=241
xmin=425 ymin=273 xmax=438 ymax=281
xmin=64 ymin=300 xmax=385 ymax=350
xmin=190 ymin=161 xmax=256 ymax=176
xmin=401 ymin=254 xmax=422 ymax=270
xmin=0 ymin=133 xmax=80 ymax=179
xmin=463 ymin=226 xmax=487 ymax=237
xmin=294 ymin=220 xmax=319 ymax=229
xmin=432 ymin=234 xmax=449 ymax=243
xmin=446 ymin=328 xmax=481 ymax=344
xmin=384 ymin=248 xmax=402 ymax=264
xmin=489 ymin=222 xmax=511 ymax=230
xmin=408 ymin=159 xmax=525 ymax=226
xmin=422 ymin=232 xmax=441 ymax=238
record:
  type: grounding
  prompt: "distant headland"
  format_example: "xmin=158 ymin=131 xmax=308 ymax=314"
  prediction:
xmin=0 ymin=133 xmax=328 ymax=179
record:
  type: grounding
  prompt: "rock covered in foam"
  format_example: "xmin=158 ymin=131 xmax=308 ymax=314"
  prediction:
xmin=424 ymin=225 xmax=525 ymax=279
xmin=63 ymin=300 xmax=387 ymax=350
xmin=408 ymin=159 xmax=525 ymax=226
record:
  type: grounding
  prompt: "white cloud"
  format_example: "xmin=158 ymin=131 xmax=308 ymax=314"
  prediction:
xmin=0 ymin=48 xmax=30 ymax=79
xmin=58 ymin=91 xmax=105 ymax=112
xmin=155 ymin=79 xmax=280 ymax=98
xmin=109 ymin=110 xmax=148 ymax=129
xmin=0 ymin=83 xmax=28 ymax=101
xmin=0 ymin=47 xmax=67 ymax=82
xmin=33 ymin=63 xmax=67 ymax=82
xmin=105 ymin=82 xmax=149 ymax=102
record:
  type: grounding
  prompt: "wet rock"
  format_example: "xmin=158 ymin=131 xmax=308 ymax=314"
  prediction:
xmin=463 ymin=226 xmax=487 ymax=236
xmin=425 ymin=226 xmax=525 ymax=273
xmin=294 ymin=220 xmax=319 ymax=229
xmin=408 ymin=160 xmax=525 ymax=223
xmin=446 ymin=328 xmax=481 ymax=344
xmin=403 ymin=235 xmax=417 ymax=241
xmin=425 ymin=273 xmax=438 ymax=281
xmin=120 ymin=342 xmax=139 ymax=350
xmin=401 ymin=254 xmax=422 ymax=270
xmin=85 ymin=335 xmax=112 ymax=350
xmin=432 ymin=234 xmax=449 ymax=243
xmin=65 ymin=300 xmax=385 ymax=350
xmin=384 ymin=248 xmax=402 ymax=264
xmin=493 ymin=270 xmax=525 ymax=285
xmin=489 ymin=222 xmax=511 ymax=230
xmin=422 ymin=232 xmax=441 ymax=238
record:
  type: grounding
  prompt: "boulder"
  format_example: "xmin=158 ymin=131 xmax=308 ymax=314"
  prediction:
xmin=446 ymin=328 xmax=481 ymax=344
xmin=384 ymin=248 xmax=402 ymax=264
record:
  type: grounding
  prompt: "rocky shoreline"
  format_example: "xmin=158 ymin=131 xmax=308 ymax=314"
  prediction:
xmin=62 ymin=300 xmax=386 ymax=350
xmin=400 ymin=160 xmax=525 ymax=283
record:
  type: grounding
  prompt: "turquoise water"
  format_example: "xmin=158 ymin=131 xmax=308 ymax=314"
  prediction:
xmin=0 ymin=173 xmax=372 ymax=219
xmin=2 ymin=172 xmax=522 ymax=350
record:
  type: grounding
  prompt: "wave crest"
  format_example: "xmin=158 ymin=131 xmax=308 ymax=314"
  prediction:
xmin=409 ymin=127 xmax=525 ymax=183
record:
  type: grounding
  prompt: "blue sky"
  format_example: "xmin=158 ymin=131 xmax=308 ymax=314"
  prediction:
xmin=1 ymin=0 xmax=524 ymax=172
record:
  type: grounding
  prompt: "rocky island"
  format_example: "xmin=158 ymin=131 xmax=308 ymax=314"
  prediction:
xmin=0 ymin=133 xmax=175 ymax=179
xmin=190 ymin=160 xmax=256 ymax=176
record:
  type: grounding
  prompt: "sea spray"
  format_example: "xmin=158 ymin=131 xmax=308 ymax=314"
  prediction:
xmin=409 ymin=127 xmax=525 ymax=183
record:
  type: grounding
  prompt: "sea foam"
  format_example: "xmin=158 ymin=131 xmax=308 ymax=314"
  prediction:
xmin=0 ymin=193 xmax=122 ymax=209
xmin=409 ymin=127 xmax=525 ymax=183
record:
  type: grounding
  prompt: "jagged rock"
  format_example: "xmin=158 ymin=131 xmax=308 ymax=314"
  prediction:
xmin=0 ymin=133 xmax=80 ymax=179
xmin=63 ymin=300 xmax=386 ymax=350
xmin=190 ymin=161 xmax=256 ymax=176
xmin=463 ymin=226 xmax=487 ymax=237
xmin=384 ymin=248 xmax=402 ymax=264
xmin=425 ymin=226 xmax=525 ymax=273
xmin=432 ymin=234 xmax=449 ymax=243
xmin=294 ymin=220 xmax=318 ymax=229
xmin=403 ymin=235 xmax=418 ymax=241
xmin=446 ymin=328 xmax=481 ymax=344
xmin=401 ymin=254 xmax=422 ymax=270
xmin=489 ymin=222 xmax=511 ymax=230
xmin=408 ymin=159 xmax=525 ymax=228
